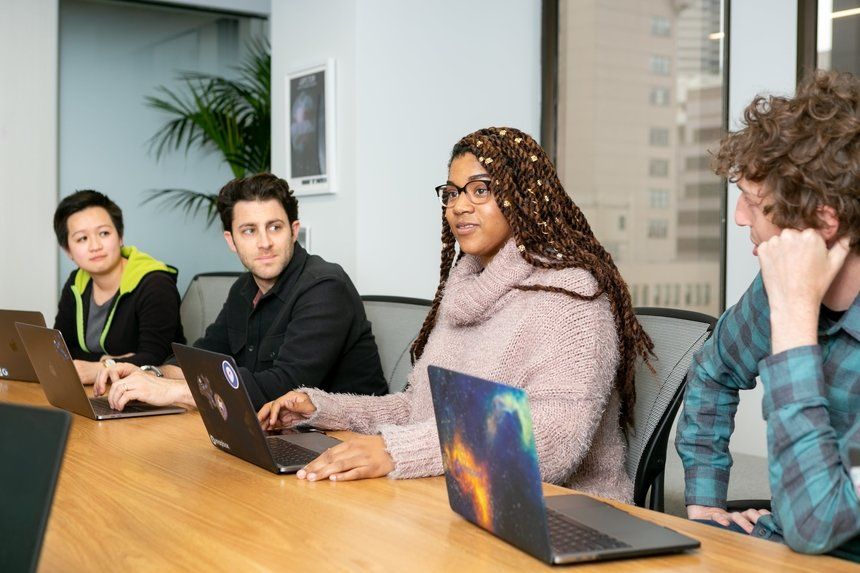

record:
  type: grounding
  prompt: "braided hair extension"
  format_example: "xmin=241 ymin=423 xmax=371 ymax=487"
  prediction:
xmin=410 ymin=127 xmax=653 ymax=428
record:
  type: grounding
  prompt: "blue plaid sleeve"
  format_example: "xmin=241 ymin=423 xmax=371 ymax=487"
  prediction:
xmin=675 ymin=275 xmax=773 ymax=507
xmin=756 ymin=345 xmax=860 ymax=556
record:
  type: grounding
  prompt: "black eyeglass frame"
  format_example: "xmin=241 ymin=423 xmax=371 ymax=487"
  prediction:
xmin=434 ymin=179 xmax=494 ymax=207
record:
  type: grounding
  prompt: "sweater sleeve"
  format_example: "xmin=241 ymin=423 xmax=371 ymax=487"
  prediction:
xmin=301 ymin=384 xmax=415 ymax=432
xmin=121 ymin=272 xmax=183 ymax=366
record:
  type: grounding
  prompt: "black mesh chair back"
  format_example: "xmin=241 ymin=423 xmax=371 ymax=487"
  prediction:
xmin=361 ymin=296 xmax=431 ymax=393
xmin=626 ymin=307 xmax=716 ymax=511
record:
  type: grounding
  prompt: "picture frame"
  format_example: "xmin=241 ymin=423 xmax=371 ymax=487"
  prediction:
xmin=286 ymin=59 xmax=336 ymax=196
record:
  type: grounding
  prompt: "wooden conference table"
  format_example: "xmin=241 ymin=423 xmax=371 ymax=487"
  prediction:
xmin=1 ymin=380 xmax=854 ymax=572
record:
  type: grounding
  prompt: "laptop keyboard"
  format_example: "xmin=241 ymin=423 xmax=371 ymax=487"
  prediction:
xmin=546 ymin=508 xmax=631 ymax=554
xmin=90 ymin=397 xmax=167 ymax=416
xmin=267 ymin=437 xmax=320 ymax=467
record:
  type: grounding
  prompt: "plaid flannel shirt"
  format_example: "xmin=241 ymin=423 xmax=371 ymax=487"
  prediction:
xmin=675 ymin=274 xmax=860 ymax=561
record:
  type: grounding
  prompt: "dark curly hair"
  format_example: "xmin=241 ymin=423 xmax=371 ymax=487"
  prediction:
xmin=410 ymin=127 xmax=653 ymax=429
xmin=713 ymin=70 xmax=860 ymax=251
xmin=216 ymin=173 xmax=299 ymax=232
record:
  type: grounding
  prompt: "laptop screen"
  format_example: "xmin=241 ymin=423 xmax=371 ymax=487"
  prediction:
xmin=428 ymin=365 xmax=553 ymax=561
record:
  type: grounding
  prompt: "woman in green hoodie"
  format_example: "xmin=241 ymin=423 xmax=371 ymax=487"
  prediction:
xmin=53 ymin=190 xmax=185 ymax=385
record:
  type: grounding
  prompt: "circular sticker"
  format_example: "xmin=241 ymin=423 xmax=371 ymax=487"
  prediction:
xmin=222 ymin=360 xmax=239 ymax=389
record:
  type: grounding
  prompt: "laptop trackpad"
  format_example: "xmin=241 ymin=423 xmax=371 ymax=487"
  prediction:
xmin=281 ymin=432 xmax=342 ymax=452
xmin=545 ymin=494 xmax=687 ymax=548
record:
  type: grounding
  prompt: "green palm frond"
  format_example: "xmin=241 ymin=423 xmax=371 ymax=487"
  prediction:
xmin=141 ymin=188 xmax=220 ymax=227
xmin=143 ymin=38 xmax=270 ymax=227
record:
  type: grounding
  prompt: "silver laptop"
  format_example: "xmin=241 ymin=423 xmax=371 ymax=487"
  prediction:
xmin=428 ymin=366 xmax=700 ymax=565
xmin=0 ymin=310 xmax=46 ymax=382
xmin=15 ymin=323 xmax=185 ymax=420
xmin=172 ymin=343 xmax=342 ymax=474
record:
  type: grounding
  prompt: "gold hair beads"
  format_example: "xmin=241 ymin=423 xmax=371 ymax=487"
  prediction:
xmin=503 ymin=200 xmax=511 ymax=207
xmin=485 ymin=158 xmax=493 ymax=164
xmin=514 ymin=137 xmax=522 ymax=144
xmin=499 ymin=129 xmax=507 ymax=136
xmin=517 ymin=245 xmax=526 ymax=252
xmin=530 ymin=155 xmax=538 ymax=162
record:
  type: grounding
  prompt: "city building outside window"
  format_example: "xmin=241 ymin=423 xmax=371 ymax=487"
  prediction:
xmin=554 ymin=0 xmax=727 ymax=317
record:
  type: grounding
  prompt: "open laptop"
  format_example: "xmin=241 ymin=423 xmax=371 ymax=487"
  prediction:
xmin=0 ymin=402 xmax=70 ymax=573
xmin=428 ymin=365 xmax=700 ymax=565
xmin=0 ymin=310 xmax=46 ymax=382
xmin=172 ymin=343 xmax=341 ymax=474
xmin=15 ymin=323 xmax=185 ymax=420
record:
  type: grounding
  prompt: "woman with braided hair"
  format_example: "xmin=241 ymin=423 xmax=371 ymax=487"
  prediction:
xmin=258 ymin=127 xmax=652 ymax=502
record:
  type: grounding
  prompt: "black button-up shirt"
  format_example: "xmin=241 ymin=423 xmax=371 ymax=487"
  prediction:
xmin=193 ymin=244 xmax=387 ymax=408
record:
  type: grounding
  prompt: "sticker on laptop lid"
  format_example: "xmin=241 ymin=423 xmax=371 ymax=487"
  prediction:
xmin=222 ymin=360 xmax=239 ymax=389
xmin=214 ymin=393 xmax=228 ymax=421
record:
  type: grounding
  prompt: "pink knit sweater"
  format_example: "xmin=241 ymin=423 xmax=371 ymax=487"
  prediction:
xmin=302 ymin=239 xmax=633 ymax=503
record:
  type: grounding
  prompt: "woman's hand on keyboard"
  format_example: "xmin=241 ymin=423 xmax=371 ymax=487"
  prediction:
xmin=258 ymin=391 xmax=316 ymax=430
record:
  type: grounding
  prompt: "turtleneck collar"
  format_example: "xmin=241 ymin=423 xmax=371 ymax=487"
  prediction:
xmin=440 ymin=238 xmax=534 ymax=326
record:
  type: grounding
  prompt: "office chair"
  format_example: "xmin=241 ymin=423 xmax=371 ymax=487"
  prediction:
xmin=626 ymin=307 xmax=716 ymax=512
xmin=361 ymin=296 xmax=431 ymax=393
xmin=180 ymin=272 xmax=243 ymax=346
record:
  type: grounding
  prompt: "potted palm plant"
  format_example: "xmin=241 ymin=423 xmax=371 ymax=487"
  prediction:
xmin=143 ymin=38 xmax=270 ymax=226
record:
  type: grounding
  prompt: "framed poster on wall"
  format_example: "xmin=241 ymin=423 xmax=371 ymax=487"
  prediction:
xmin=286 ymin=59 xmax=336 ymax=195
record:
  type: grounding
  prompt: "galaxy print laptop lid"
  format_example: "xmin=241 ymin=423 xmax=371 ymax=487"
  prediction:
xmin=428 ymin=366 xmax=699 ymax=565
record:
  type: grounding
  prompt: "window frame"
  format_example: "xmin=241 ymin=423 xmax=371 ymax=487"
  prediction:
xmin=539 ymin=0 xmax=731 ymax=314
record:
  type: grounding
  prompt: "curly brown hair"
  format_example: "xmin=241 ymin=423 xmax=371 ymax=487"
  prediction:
xmin=410 ymin=127 xmax=653 ymax=429
xmin=713 ymin=70 xmax=860 ymax=251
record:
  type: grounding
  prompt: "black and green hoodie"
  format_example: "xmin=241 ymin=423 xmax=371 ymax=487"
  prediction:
xmin=53 ymin=246 xmax=185 ymax=366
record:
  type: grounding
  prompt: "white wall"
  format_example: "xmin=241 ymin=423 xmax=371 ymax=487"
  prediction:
xmin=58 ymin=0 xmax=268 ymax=294
xmin=271 ymin=0 xmax=541 ymax=298
xmin=722 ymin=0 xmax=797 ymax=459
xmin=0 ymin=0 xmax=59 ymax=320
xmin=271 ymin=0 xmax=359 ymax=277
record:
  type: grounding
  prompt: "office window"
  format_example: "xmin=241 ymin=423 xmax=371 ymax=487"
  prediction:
xmin=685 ymin=155 xmax=711 ymax=170
xmin=649 ymin=87 xmax=671 ymax=106
xmin=650 ymin=55 xmax=671 ymax=75
xmin=554 ymin=0 xmax=727 ymax=316
xmin=693 ymin=126 xmax=722 ymax=142
xmin=811 ymin=0 xmax=860 ymax=75
xmin=648 ymin=219 xmax=669 ymax=238
xmin=652 ymin=15 xmax=671 ymax=37
xmin=649 ymin=159 xmax=669 ymax=177
xmin=649 ymin=127 xmax=670 ymax=146
xmin=649 ymin=189 xmax=670 ymax=208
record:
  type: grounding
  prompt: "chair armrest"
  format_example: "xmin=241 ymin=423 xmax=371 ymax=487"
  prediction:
xmin=725 ymin=499 xmax=772 ymax=512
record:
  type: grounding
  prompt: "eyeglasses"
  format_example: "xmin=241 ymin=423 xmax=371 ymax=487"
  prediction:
xmin=435 ymin=180 xmax=493 ymax=207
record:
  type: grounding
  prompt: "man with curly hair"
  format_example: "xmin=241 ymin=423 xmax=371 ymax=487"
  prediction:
xmin=675 ymin=70 xmax=860 ymax=561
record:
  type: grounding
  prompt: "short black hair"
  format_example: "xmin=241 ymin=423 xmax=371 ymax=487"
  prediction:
xmin=53 ymin=190 xmax=124 ymax=248
xmin=216 ymin=173 xmax=299 ymax=232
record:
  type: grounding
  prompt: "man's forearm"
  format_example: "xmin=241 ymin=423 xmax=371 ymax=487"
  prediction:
xmin=163 ymin=377 xmax=195 ymax=408
xmin=160 ymin=364 xmax=184 ymax=379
